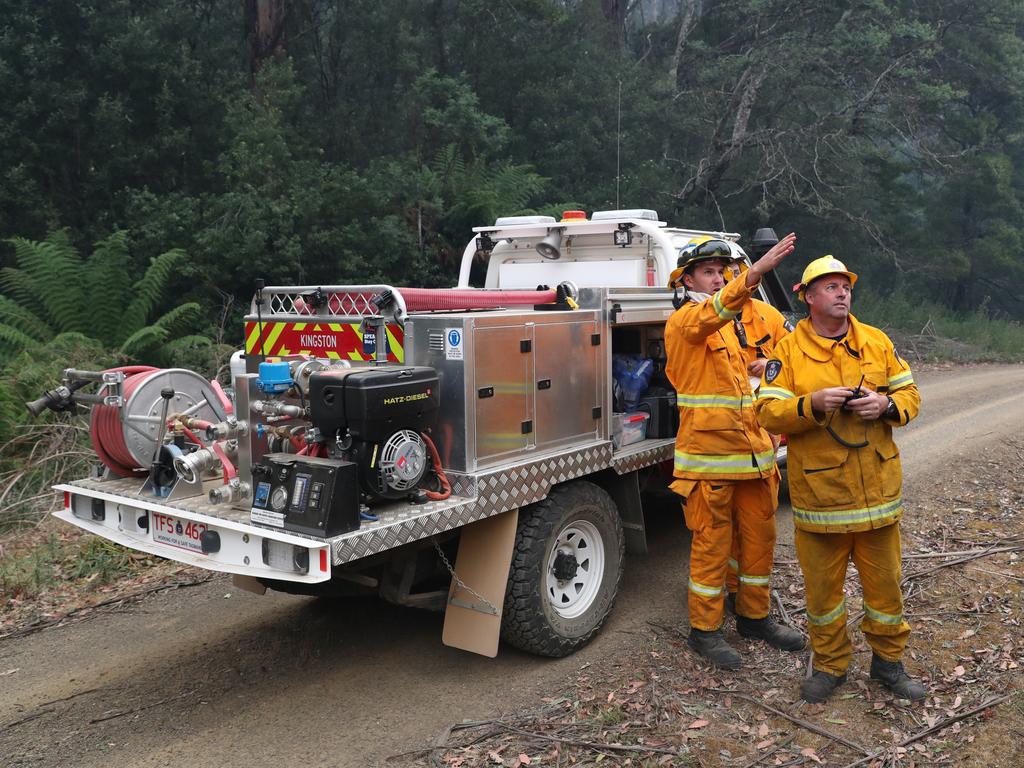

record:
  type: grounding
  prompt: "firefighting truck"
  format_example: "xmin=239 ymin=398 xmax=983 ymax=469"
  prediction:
xmin=31 ymin=209 xmax=791 ymax=658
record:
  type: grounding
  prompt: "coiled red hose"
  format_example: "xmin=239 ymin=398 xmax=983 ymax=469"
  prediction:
xmin=294 ymin=288 xmax=559 ymax=315
xmin=89 ymin=366 xmax=159 ymax=478
xmin=398 ymin=288 xmax=556 ymax=312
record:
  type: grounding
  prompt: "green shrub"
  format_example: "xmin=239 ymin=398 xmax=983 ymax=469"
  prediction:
xmin=68 ymin=539 xmax=137 ymax=584
xmin=855 ymin=290 xmax=1024 ymax=362
xmin=0 ymin=534 xmax=64 ymax=598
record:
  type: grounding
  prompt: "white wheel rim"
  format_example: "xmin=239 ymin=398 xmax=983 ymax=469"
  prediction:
xmin=545 ymin=520 xmax=605 ymax=619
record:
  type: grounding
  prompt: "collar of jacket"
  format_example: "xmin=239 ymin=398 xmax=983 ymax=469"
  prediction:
xmin=685 ymin=290 xmax=712 ymax=304
xmin=795 ymin=313 xmax=865 ymax=361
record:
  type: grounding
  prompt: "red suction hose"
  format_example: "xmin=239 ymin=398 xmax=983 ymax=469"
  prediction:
xmin=397 ymin=288 xmax=556 ymax=312
xmin=89 ymin=367 xmax=159 ymax=478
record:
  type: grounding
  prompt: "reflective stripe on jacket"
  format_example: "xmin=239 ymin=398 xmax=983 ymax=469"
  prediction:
xmin=753 ymin=315 xmax=920 ymax=533
xmin=665 ymin=275 xmax=776 ymax=482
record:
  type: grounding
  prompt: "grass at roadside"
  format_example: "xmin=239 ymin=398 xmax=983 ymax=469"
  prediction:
xmin=0 ymin=520 xmax=199 ymax=635
xmin=855 ymin=291 xmax=1024 ymax=363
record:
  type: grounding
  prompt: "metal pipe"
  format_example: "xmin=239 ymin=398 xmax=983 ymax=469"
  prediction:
xmin=251 ymin=400 xmax=304 ymax=418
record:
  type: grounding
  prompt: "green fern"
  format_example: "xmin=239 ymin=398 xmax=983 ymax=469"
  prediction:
xmin=0 ymin=323 xmax=39 ymax=357
xmin=118 ymin=325 xmax=169 ymax=359
xmin=8 ymin=233 xmax=85 ymax=334
xmin=0 ymin=294 xmax=52 ymax=340
xmin=119 ymin=248 xmax=187 ymax=336
xmin=84 ymin=231 xmax=133 ymax=344
xmin=2 ymin=231 xmax=207 ymax=367
xmin=150 ymin=302 xmax=202 ymax=336
xmin=0 ymin=265 xmax=42 ymax=309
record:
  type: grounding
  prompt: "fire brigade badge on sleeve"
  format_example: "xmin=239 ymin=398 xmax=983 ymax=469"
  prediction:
xmin=764 ymin=359 xmax=782 ymax=384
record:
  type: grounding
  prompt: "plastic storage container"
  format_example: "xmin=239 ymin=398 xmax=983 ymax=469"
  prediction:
xmin=612 ymin=411 xmax=650 ymax=448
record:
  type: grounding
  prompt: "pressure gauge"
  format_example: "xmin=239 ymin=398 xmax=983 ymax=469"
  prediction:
xmin=270 ymin=486 xmax=289 ymax=512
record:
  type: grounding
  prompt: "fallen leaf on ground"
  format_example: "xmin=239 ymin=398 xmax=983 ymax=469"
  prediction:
xmin=801 ymin=747 xmax=823 ymax=764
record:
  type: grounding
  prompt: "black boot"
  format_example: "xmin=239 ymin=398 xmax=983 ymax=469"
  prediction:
xmin=869 ymin=654 xmax=926 ymax=701
xmin=724 ymin=592 xmax=737 ymax=616
xmin=800 ymin=670 xmax=847 ymax=703
xmin=736 ymin=615 xmax=806 ymax=651
xmin=687 ymin=629 xmax=742 ymax=670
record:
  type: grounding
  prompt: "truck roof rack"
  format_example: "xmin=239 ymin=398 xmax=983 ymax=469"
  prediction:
xmin=591 ymin=209 xmax=659 ymax=221
xmin=494 ymin=215 xmax=557 ymax=226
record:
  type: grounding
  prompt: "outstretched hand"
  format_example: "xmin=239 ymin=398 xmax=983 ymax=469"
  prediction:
xmin=746 ymin=232 xmax=797 ymax=287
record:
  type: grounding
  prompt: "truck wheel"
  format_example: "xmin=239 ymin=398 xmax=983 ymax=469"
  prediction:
xmin=501 ymin=481 xmax=624 ymax=657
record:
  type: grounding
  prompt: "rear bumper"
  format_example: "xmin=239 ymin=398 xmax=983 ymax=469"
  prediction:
xmin=55 ymin=484 xmax=332 ymax=584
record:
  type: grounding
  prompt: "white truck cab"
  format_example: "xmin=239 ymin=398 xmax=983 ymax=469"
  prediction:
xmin=458 ymin=208 xmax=745 ymax=290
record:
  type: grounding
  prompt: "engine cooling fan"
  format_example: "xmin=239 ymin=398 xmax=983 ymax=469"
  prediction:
xmin=377 ymin=430 xmax=428 ymax=494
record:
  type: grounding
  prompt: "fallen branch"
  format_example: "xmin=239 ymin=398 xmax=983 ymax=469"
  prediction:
xmin=904 ymin=543 xmax=1024 ymax=583
xmin=902 ymin=545 xmax=1023 ymax=560
xmin=969 ymin=566 xmax=1024 ymax=583
xmin=837 ymin=694 xmax=1013 ymax=768
xmin=709 ymin=689 xmax=870 ymax=756
xmin=39 ymin=686 xmax=104 ymax=707
xmin=773 ymin=588 xmax=793 ymax=626
xmin=428 ymin=722 xmax=454 ymax=768
xmin=480 ymin=719 xmax=683 ymax=757
xmin=0 ymin=708 xmax=54 ymax=733
xmin=0 ymin=575 xmax=214 ymax=641
xmin=89 ymin=690 xmax=195 ymax=724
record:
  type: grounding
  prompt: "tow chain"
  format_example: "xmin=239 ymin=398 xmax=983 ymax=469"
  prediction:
xmin=431 ymin=537 xmax=499 ymax=616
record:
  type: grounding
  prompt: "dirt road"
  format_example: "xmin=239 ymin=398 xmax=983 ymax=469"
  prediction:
xmin=2 ymin=364 xmax=1022 ymax=768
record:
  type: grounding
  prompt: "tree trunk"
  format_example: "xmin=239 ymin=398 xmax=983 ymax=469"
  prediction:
xmin=601 ymin=0 xmax=628 ymax=47
xmin=246 ymin=0 xmax=292 ymax=86
xmin=668 ymin=0 xmax=700 ymax=84
xmin=678 ymin=61 xmax=766 ymax=204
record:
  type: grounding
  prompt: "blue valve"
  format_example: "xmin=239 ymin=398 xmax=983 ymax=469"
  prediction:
xmin=256 ymin=361 xmax=294 ymax=394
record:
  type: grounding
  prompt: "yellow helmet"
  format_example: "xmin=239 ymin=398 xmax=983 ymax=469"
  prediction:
xmin=793 ymin=255 xmax=858 ymax=301
xmin=667 ymin=236 xmax=736 ymax=288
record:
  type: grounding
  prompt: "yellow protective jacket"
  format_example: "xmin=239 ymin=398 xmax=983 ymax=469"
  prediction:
xmin=665 ymin=275 xmax=776 ymax=483
xmin=753 ymin=315 xmax=920 ymax=533
xmin=738 ymin=298 xmax=791 ymax=370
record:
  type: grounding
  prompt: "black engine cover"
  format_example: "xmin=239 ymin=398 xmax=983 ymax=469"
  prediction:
xmin=308 ymin=366 xmax=439 ymax=442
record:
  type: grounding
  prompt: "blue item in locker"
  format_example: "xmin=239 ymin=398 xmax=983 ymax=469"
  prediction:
xmin=613 ymin=355 xmax=654 ymax=411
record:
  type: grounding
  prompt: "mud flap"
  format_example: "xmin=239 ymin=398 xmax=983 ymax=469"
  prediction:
xmin=441 ymin=508 xmax=518 ymax=657
xmin=232 ymin=574 xmax=267 ymax=595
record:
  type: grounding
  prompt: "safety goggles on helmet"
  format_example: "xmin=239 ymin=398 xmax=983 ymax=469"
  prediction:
xmin=667 ymin=238 xmax=736 ymax=288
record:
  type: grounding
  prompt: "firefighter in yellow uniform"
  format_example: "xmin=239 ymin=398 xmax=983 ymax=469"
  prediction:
xmin=724 ymin=253 xmax=793 ymax=608
xmin=665 ymin=233 xmax=804 ymax=669
xmin=754 ymin=256 xmax=926 ymax=702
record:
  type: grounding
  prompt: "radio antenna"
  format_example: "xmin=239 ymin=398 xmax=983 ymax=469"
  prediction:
xmin=254 ymin=278 xmax=267 ymax=361
xmin=616 ymin=79 xmax=622 ymax=209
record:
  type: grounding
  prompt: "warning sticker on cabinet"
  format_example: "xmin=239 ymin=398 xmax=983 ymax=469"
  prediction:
xmin=445 ymin=328 xmax=464 ymax=360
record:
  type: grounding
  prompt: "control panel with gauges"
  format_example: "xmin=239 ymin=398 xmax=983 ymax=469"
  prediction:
xmin=250 ymin=453 xmax=360 ymax=537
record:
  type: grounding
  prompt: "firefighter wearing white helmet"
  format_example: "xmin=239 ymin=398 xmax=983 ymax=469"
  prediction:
xmin=664 ymin=232 xmax=805 ymax=670
xmin=754 ymin=255 xmax=925 ymax=704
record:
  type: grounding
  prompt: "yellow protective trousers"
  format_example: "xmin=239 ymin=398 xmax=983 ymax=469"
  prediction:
xmin=795 ymin=523 xmax=911 ymax=676
xmin=683 ymin=476 xmax=778 ymax=631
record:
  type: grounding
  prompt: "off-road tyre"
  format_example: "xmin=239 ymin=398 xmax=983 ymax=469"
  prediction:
xmin=501 ymin=481 xmax=624 ymax=657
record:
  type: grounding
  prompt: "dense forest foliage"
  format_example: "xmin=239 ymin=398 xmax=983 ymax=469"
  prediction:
xmin=1 ymin=0 xmax=1023 ymax=341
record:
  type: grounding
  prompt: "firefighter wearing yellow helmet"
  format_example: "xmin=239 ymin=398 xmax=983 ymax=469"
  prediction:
xmin=754 ymin=256 xmax=925 ymax=704
xmin=664 ymin=232 xmax=805 ymax=670
xmin=792 ymin=255 xmax=859 ymax=301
